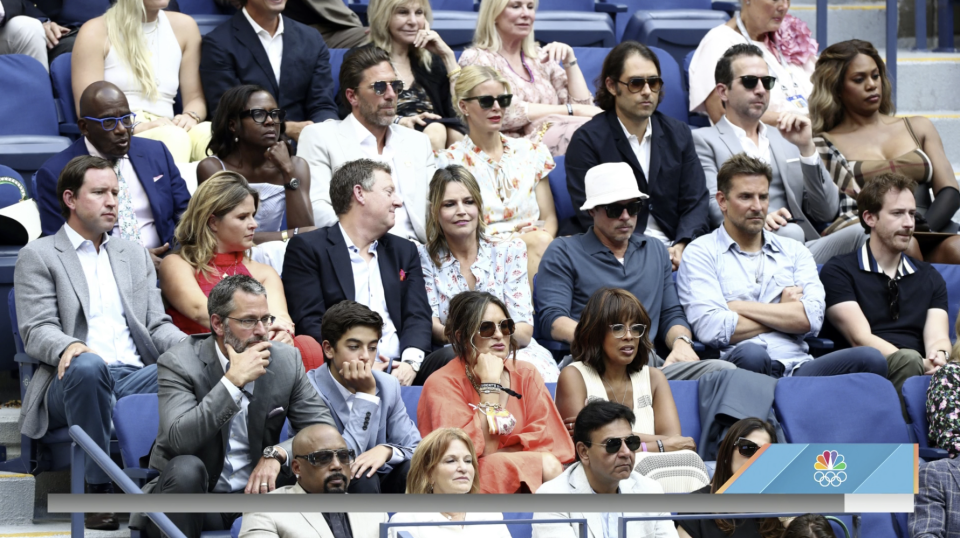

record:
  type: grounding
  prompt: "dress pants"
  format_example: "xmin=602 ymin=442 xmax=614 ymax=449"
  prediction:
xmin=347 ymin=459 xmax=411 ymax=494
xmin=723 ymin=342 xmax=888 ymax=378
xmin=142 ymin=455 xmax=240 ymax=538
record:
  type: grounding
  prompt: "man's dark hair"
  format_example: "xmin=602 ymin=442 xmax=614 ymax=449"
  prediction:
xmin=572 ymin=401 xmax=636 ymax=454
xmin=208 ymin=274 xmax=267 ymax=319
xmin=329 ymin=158 xmax=392 ymax=215
xmin=57 ymin=155 xmax=114 ymax=220
xmin=717 ymin=153 xmax=772 ymax=196
xmin=321 ymin=301 xmax=384 ymax=349
xmin=338 ymin=44 xmax=394 ymax=117
xmin=714 ymin=43 xmax=765 ymax=87
xmin=781 ymin=514 xmax=838 ymax=538
xmin=856 ymin=172 xmax=918 ymax=233
xmin=596 ymin=41 xmax=663 ymax=111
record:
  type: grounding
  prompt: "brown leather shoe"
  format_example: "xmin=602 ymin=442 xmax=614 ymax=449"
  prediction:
xmin=85 ymin=512 xmax=120 ymax=531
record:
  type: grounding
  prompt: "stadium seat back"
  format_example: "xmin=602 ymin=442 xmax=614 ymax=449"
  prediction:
xmin=667 ymin=380 xmax=701 ymax=442
xmin=648 ymin=46 xmax=688 ymax=124
xmin=0 ymin=55 xmax=61 ymax=136
xmin=401 ymin=385 xmax=422 ymax=427
xmin=177 ymin=0 xmax=230 ymax=14
xmin=612 ymin=0 xmax=711 ymax=40
xmin=431 ymin=0 xmax=474 ymax=10
xmin=933 ymin=264 xmax=960 ymax=340
xmin=113 ymin=394 xmax=160 ymax=469
xmin=545 ymin=382 xmax=557 ymax=399
xmin=60 ymin=0 xmax=110 ymax=27
xmin=548 ymin=155 xmax=575 ymax=222
xmin=231 ymin=517 xmax=242 ymax=538
xmin=570 ymin=47 xmax=611 ymax=96
xmin=537 ymin=0 xmax=595 ymax=11
xmin=902 ymin=375 xmax=932 ymax=447
xmin=7 ymin=288 xmax=23 ymax=354
xmin=330 ymin=49 xmax=349 ymax=97
xmin=50 ymin=54 xmax=77 ymax=126
xmin=503 ymin=513 xmax=534 ymax=538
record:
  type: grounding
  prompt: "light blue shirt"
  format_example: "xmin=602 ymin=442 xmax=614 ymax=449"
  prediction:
xmin=677 ymin=225 xmax=824 ymax=375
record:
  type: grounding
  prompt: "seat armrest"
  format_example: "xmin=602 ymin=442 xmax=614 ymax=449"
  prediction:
xmin=919 ymin=447 xmax=950 ymax=461
xmin=804 ymin=337 xmax=835 ymax=350
xmin=712 ymin=1 xmax=738 ymax=14
xmin=15 ymin=352 xmax=39 ymax=365
xmin=595 ymin=2 xmax=627 ymax=13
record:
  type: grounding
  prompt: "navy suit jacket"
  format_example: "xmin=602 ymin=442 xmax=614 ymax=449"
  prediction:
xmin=281 ymin=225 xmax=432 ymax=355
xmin=307 ymin=364 xmax=420 ymax=472
xmin=564 ymin=109 xmax=711 ymax=244
xmin=199 ymin=11 xmax=338 ymax=124
xmin=36 ymin=137 xmax=191 ymax=246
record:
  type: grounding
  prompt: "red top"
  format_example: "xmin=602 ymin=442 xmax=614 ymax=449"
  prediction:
xmin=167 ymin=252 xmax=251 ymax=335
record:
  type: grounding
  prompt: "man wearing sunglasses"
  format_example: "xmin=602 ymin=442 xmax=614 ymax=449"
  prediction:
xmin=693 ymin=44 xmax=867 ymax=264
xmin=821 ymin=173 xmax=950 ymax=418
xmin=36 ymin=81 xmax=191 ymax=270
xmin=533 ymin=401 xmax=678 ymax=538
xmin=565 ymin=41 xmax=710 ymax=271
xmin=239 ymin=424 xmax=389 ymax=538
xmin=538 ymin=162 xmax=734 ymax=381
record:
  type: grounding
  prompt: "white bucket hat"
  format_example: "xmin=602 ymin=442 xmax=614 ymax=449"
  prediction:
xmin=579 ymin=162 xmax=649 ymax=211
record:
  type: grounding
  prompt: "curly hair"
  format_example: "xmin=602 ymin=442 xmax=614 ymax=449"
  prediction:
xmin=809 ymin=39 xmax=894 ymax=134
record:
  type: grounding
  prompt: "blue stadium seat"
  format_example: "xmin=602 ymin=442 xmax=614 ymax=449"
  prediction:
xmin=330 ymin=48 xmax=348 ymax=97
xmin=902 ymin=375 xmax=949 ymax=461
xmin=622 ymin=9 xmax=728 ymax=68
xmin=933 ymin=264 xmax=960 ymax=340
xmin=49 ymin=53 xmax=80 ymax=138
xmin=503 ymin=512 xmax=535 ymax=538
xmin=113 ymin=394 xmax=161 ymax=486
xmin=610 ymin=0 xmax=723 ymax=40
xmin=431 ymin=18 xmax=477 ymax=49
xmin=0 ymin=55 xmax=73 ymax=179
xmin=667 ymin=380 xmax=701 ymax=442
xmin=545 ymin=382 xmax=557 ymax=399
xmin=176 ymin=0 xmax=234 ymax=35
xmin=231 ymin=517 xmax=242 ymax=538
xmin=570 ymin=47 xmax=611 ymax=96
xmin=59 ymin=0 xmax=110 ymax=27
xmin=648 ymin=45 xmax=688 ymax=124
xmin=401 ymin=385 xmax=423 ymax=427
xmin=548 ymin=155 xmax=575 ymax=223
xmin=534 ymin=0 xmax=626 ymax=33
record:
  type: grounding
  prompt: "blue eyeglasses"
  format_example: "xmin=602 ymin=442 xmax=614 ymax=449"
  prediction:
xmin=82 ymin=113 xmax=137 ymax=131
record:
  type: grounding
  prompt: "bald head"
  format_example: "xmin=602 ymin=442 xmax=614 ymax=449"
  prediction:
xmin=78 ymin=81 xmax=130 ymax=118
xmin=291 ymin=424 xmax=351 ymax=494
xmin=77 ymin=81 xmax=133 ymax=160
xmin=292 ymin=424 xmax=346 ymax=458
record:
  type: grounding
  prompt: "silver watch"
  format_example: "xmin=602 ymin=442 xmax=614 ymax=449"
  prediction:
xmin=673 ymin=335 xmax=694 ymax=348
xmin=263 ymin=445 xmax=285 ymax=464
xmin=403 ymin=360 xmax=421 ymax=373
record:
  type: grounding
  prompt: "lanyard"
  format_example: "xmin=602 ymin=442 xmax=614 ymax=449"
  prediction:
xmin=735 ymin=12 xmax=805 ymax=103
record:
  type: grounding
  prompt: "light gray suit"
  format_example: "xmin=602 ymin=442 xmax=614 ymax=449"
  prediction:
xmin=693 ymin=118 xmax=867 ymax=263
xmin=240 ymin=483 xmax=388 ymax=538
xmin=296 ymin=117 xmax=436 ymax=243
xmin=13 ymin=226 xmax=184 ymax=440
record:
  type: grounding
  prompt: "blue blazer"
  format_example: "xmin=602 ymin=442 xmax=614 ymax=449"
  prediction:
xmin=199 ymin=11 xmax=338 ymax=124
xmin=307 ymin=364 xmax=420 ymax=472
xmin=564 ymin=109 xmax=711 ymax=244
xmin=36 ymin=137 xmax=191 ymax=245
xmin=910 ymin=457 xmax=960 ymax=537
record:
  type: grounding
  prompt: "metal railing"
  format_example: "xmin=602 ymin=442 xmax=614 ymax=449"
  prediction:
xmin=815 ymin=0 xmax=899 ymax=99
xmin=618 ymin=512 xmax=860 ymax=538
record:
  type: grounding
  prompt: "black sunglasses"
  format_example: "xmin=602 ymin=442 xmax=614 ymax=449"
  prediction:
xmin=888 ymin=279 xmax=900 ymax=321
xmin=240 ymin=108 xmax=286 ymax=124
xmin=739 ymin=75 xmax=777 ymax=90
xmin=585 ymin=435 xmax=642 ymax=454
xmin=360 ymin=80 xmax=404 ymax=96
xmin=477 ymin=319 xmax=515 ymax=338
xmin=600 ymin=200 xmax=644 ymax=219
xmin=462 ymin=94 xmax=514 ymax=109
xmin=294 ymin=449 xmax=356 ymax=467
xmin=735 ymin=437 xmax=761 ymax=458
xmin=617 ymin=76 xmax=663 ymax=93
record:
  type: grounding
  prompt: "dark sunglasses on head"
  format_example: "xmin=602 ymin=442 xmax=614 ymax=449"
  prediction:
xmin=477 ymin=318 xmax=515 ymax=338
xmin=617 ymin=76 xmax=663 ymax=93
xmin=735 ymin=437 xmax=761 ymax=458
xmin=739 ymin=75 xmax=777 ymax=90
xmin=240 ymin=108 xmax=286 ymax=124
xmin=887 ymin=278 xmax=900 ymax=321
xmin=362 ymin=80 xmax=404 ymax=96
xmin=462 ymin=94 xmax=514 ymax=109
xmin=82 ymin=113 xmax=137 ymax=131
xmin=585 ymin=435 xmax=642 ymax=454
xmin=601 ymin=200 xmax=644 ymax=219
xmin=294 ymin=449 xmax=355 ymax=467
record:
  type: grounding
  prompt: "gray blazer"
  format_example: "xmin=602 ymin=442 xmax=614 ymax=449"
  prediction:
xmin=910 ymin=457 xmax=960 ymax=538
xmin=13 ymin=226 xmax=184 ymax=439
xmin=692 ymin=117 xmax=838 ymax=240
xmin=307 ymin=364 xmax=420 ymax=472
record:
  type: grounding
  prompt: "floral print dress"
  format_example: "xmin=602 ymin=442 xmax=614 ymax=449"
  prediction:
xmin=927 ymin=363 xmax=960 ymax=456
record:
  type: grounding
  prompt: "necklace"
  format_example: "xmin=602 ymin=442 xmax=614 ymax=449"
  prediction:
xmin=601 ymin=374 xmax=630 ymax=406
xmin=218 ymin=253 xmax=241 ymax=279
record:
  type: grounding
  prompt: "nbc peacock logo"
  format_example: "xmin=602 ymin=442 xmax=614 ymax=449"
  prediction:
xmin=813 ymin=450 xmax=847 ymax=487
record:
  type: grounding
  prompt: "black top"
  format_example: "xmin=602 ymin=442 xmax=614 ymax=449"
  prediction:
xmin=409 ymin=53 xmax=467 ymax=134
xmin=678 ymin=486 xmax=766 ymax=538
xmin=820 ymin=239 xmax=948 ymax=353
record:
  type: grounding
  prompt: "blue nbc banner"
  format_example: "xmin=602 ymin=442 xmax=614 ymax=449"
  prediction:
xmin=718 ymin=444 xmax=918 ymax=494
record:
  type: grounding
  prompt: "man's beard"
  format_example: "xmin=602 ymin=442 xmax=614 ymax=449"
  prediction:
xmin=323 ymin=472 xmax=349 ymax=493
xmin=223 ymin=323 xmax=267 ymax=354
xmin=359 ymin=99 xmax=395 ymax=127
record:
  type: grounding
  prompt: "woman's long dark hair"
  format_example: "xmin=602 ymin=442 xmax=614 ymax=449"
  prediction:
xmin=571 ymin=288 xmax=653 ymax=377
xmin=206 ymin=85 xmax=286 ymax=158
xmin=712 ymin=418 xmax=782 ymax=538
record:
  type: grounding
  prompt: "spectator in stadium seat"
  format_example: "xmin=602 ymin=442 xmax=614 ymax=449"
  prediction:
xmin=417 ymin=165 xmax=559 ymax=382
xmin=436 ymin=65 xmax=558 ymax=283
xmin=821 ymin=173 xmax=949 ymax=418
xmin=0 ymin=0 xmax=49 ymax=70
xmin=305 ymin=301 xmax=421 ymax=494
xmin=536 ymin=162 xmax=735 ymax=381
xmin=927 ymin=315 xmax=960 ymax=457
xmin=196 ymin=85 xmax=316 ymax=243
xmin=388 ymin=428 xmax=513 ymax=538
xmin=781 ymin=515 xmax=838 ymax=538
xmin=565 ymin=42 xmax=710 ymax=269
xmin=239 ymin=424 xmax=390 ymax=538
xmin=678 ymin=417 xmax=784 ymax=538
xmin=368 ymin=0 xmax=465 ymax=150
xmin=693 ymin=44 xmax=866 ymax=265
xmin=418 ymin=291 xmax=574 ymax=493
xmin=36 ymin=81 xmax=191 ymax=270
xmin=282 ymin=0 xmax=369 ymax=49
xmin=14 ymin=155 xmax=187 ymax=531
xmin=555 ymin=288 xmax=710 ymax=493
xmin=688 ymin=0 xmax=816 ymax=125
xmin=282 ymin=159 xmax=433 ymax=386
xmin=136 ymin=275 xmax=334 ymax=538
xmin=457 ymin=0 xmax=602 ymax=156
xmin=72 ymin=0 xmax=211 ymax=163
xmin=910 ymin=456 xmax=960 ymax=538
xmin=200 ymin=0 xmax=339 ymax=143
xmin=676 ymin=153 xmax=887 ymax=378
xmin=810 ymin=39 xmax=960 ymax=264
xmin=297 ymin=45 xmax=435 ymax=238
xmin=532 ymin=401 xmax=678 ymax=538
xmin=21 ymin=0 xmax=107 ymax=62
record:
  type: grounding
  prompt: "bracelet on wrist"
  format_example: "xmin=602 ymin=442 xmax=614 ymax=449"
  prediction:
xmin=567 ymin=58 xmax=578 ymax=67
xmin=447 ymin=66 xmax=462 ymax=79
xmin=656 ymin=440 xmax=665 ymax=453
xmin=185 ymin=111 xmax=201 ymax=123
xmin=567 ymin=104 xmax=574 ymax=116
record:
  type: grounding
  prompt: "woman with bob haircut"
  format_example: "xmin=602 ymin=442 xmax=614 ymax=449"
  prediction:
xmin=418 ymin=291 xmax=574 ymax=493
xmin=389 ymin=428 xmax=512 ymax=538
xmin=555 ymin=288 xmax=709 ymax=493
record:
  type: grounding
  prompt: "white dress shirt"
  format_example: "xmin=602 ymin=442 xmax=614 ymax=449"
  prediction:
xmin=214 ymin=341 xmax=256 ymax=493
xmin=84 ymin=138 xmax=160 ymax=249
xmin=242 ymin=7 xmax=284 ymax=84
xmin=344 ymin=113 xmax=418 ymax=241
xmin=64 ymin=223 xmax=142 ymax=367
xmin=619 ymin=118 xmax=670 ymax=245
xmin=330 ymin=373 xmax=403 ymax=465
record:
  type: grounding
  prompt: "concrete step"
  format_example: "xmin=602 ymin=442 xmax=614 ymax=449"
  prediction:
xmin=0 ymin=408 xmax=20 ymax=448
xmin=893 ymin=52 xmax=960 ymax=111
xmin=0 ymin=519 xmax=131 ymax=537
xmin=791 ymin=3 xmax=888 ymax=49
xmin=0 ymin=471 xmax=35 ymax=526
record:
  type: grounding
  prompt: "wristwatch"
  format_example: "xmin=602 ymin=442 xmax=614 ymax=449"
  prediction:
xmin=403 ymin=360 xmax=421 ymax=373
xmin=284 ymin=178 xmax=300 ymax=191
xmin=263 ymin=445 xmax=286 ymax=464
xmin=673 ymin=335 xmax=694 ymax=348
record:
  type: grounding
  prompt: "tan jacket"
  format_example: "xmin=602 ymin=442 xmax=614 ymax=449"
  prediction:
xmin=240 ymin=483 xmax=389 ymax=538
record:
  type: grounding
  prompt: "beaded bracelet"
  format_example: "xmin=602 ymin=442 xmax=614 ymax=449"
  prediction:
xmin=470 ymin=403 xmax=516 ymax=435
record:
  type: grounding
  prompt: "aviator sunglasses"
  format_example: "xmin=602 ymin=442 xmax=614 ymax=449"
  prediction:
xmin=585 ymin=435 xmax=643 ymax=454
xmin=477 ymin=319 xmax=515 ymax=338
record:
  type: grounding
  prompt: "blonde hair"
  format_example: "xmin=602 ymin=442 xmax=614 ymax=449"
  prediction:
xmin=425 ymin=166 xmax=487 ymax=267
xmin=406 ymin=428 xmax=480 ymax=494
xmin=174 ymin=171 xmax=260 ymax=280
xmin=105 ymin=0 xmax=159 ymax=102
xmin=473 ymin=0 xmax=539 ymax=58
xmin=369 ymin=0 xmax=434 ymax=71
xmin=809 ymin=39 xmax=894 ymax=134
xmin=452 ymin=65 xmax=511 ymax=122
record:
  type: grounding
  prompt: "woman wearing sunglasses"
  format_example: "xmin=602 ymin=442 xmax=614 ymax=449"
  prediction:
xmin=678 ymin=417 xmax=782 ymax=538
xmin=436 ymin=65 xmax=559 ymax=282
xmin=418 ymin=291 xmax=574 ymax=493
xmin=196 ymin=85 xmax=315 ymax=246
xmin=72 ymin=0 xmax=210 ymax=163
xmin=388 ymin=428 xmax=513 ymax=537
xmin=688 ymin=0 xmax=817 ymax=125
xmin=418 ymin=166 xmax=560 ymax=382
xmin=555 ymin=288 xmax=710 ymax=493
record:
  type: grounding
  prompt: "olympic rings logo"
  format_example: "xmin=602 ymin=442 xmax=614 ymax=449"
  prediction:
xmin=814 ymin=470 xmax=847 ymax=487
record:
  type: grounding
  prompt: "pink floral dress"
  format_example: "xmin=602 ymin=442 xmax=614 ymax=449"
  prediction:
xmin=417 ymin=238 xmax=560 ymax=382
